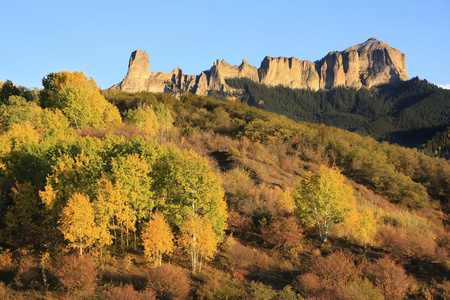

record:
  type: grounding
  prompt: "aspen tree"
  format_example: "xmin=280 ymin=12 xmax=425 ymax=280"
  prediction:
xmin=179 ymin=216 xmax=218 ymax=272
xmin=294 ymin=165 xmax=355 ymax=242
xmin=141 ymin=212 xmax=174 ymax=267
xmin=58 ymin=193 xmax=100 ymax=255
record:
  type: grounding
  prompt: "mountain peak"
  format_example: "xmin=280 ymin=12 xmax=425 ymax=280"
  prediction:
xmin=126 ymin=50 xmax=151 ymax=79
xmin=111 ymin=38 xmax=409 ymax=93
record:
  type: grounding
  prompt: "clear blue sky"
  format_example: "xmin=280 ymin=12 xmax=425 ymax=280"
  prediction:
xmin=1 ymin=0 xmax=449 ymax=89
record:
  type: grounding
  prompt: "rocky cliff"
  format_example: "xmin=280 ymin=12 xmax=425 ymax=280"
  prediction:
xmin=110 ymin=38 xmax=408 ymax=95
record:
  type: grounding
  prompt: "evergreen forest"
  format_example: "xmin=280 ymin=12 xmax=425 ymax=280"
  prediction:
xmin=0 ymin=73 xmax=449 ymax=299
xmin=224 ymin=77 xmax=450 ymax=155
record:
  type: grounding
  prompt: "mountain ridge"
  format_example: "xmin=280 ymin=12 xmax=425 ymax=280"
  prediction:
xmin=111 ymin=37 xmax=409 ymax=94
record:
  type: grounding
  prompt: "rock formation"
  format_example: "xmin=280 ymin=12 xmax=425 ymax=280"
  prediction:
xmin=110 ymin=38 xmax=408 ymax=95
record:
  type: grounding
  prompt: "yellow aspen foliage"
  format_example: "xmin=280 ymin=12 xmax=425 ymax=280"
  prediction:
xmin=34 ymin=108 xmax=75 ymax=142
xmin=277 ymin=187 xmax=296 ymax=214
xmin=40 ymin=152 xmax=98 ymax=215
xmin=40 ymin=71 xmax=122 ymax=130
xmin=111 ymin=153 xmax=154 ymax=221
xmin=0 ymin=122 xmax=40 ymax=153
xmin=141 ymin=107 xmax=160 ymax=138
xmin=141 ymin=212 xmax=174 ymax=267
xmin=154 ymin=103 xmax=173 ymax=141
xmin=176 ymin=149 xmax=227 ymax=236
xmin=179 ymin=216 xmax=219 ymax=272
xmin=58 ymin=193 xmax=100 ymax=255
xmin=294 ymin=165 xmax=355 ymax=242
xmin=355 ymin=208 xmax=377 ymax=249
xmin=40 ymin=183 xmax=57 ymax=210
xmin=94 ymin=177 xmax=135 ymax=249
xmin=0 ymin=123 xmax=40 ymax=173
xmin=125 ymin=106 xmax=161 ymax=138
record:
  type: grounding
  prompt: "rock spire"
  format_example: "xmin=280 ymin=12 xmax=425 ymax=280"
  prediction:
xmin=111 ymin=38 xmax=408 ymax=95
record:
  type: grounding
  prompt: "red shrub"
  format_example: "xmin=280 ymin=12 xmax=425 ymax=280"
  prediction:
xmin=366 ymin=257 xmax=413 ymax=300
xmin=146 ymin=263 xmax=190 ymax=299
xmin=262 ymin=216 xmax=304 ymax=256
xmin=293 ymin=272 xmax=325 ymax=297
xmin=52 ymin=254 xmax=98 ymax=295
xmin=376 ymin=225 xmax=437 ymax=263
xmin=227 ymin=210 xmax=253 ymax=237
xmin=0 ymin=249 xmax=13 ymax=270
xmin=280 ymin=159 xmax=294 ymax=172
xmin=101 ymin=284 xmax=156 ymax=300
xmin=13 ymin=256 xmax=41 ymax=289
xmin=312 ymin=250 xmax=359 ymax=288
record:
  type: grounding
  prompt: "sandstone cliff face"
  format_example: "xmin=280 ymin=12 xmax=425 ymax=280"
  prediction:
xmin=111 ymin=38 xmax=408 ymax=94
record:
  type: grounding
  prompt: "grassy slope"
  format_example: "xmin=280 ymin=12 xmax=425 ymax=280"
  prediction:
xmin=0 ymin=89 xmax=449 ymax=299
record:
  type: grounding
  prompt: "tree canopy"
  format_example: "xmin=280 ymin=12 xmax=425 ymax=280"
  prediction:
xmin=40 ymin=71 xmax=122 ymax=129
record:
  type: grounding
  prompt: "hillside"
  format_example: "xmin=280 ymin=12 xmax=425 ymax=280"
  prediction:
xmin=222 ymin=77 xmax=450 ymax=150
xmin=422 ymin=126 xmax=450 ymax=159
xmin=0 ymin=75 xmax=449 ymax=299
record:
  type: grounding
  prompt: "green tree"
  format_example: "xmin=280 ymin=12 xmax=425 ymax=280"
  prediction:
xmin=110 ymin=153 xmax=154 ymax=221
xmin=0 ymin=96 xmax=36 ymax=131
xmin=5 ymin=182 xmax=40 ymax=236
xmin=40 ymin=71 xmax=122 ymax=129
xmin=293 ymin=165 xmax=355 ymax=242
xmin=153 ymin=147 xmax=227 ymax=237
xmin=40 ymin=152 xmax=101 ymax=217
xmin=125 ymin=105 xmax=160 ymax=138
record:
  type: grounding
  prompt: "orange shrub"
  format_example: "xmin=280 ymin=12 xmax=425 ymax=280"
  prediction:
xmin=101 ymin=284 xmax=156 ymax=300
xmin=436 ymin=280 xmax=450 ymax=300
xmin=226 ymin=210 xmax=252 ymax=237
xmin=52 ymin=254 xmax=98 ymax=296
xmin=366 ymin=257 xmax=413 ymax=300
xmin=0 ymin=282 xmax=18 ymax=300
xmin=312 ymin=250 xmax=359 ymax=288
xmin=13 ymin=256 xmax=40 ymax=290
xmin=262 ymin=216 xmax=304 ymax=256
xmin=146 ymin=263 xmax=190 ymax=299
xmin=293 ymin=272 xmax=325 ymax=298
xmin=376 ymin=225 xmax=437 ymax=263
xmin=293 ymin=250 xmax=360 ymax=298
xmin=224 ymin=239 xmax=256 ymax=270
xmin=343 ymin=277 xmax=384 ymax=300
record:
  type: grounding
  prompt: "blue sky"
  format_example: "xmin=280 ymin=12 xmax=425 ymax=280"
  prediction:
xmin=1 ymin=0 xmax=449 ymax=89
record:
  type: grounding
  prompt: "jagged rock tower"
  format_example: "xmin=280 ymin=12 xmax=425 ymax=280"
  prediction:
xmin=110 ymin=38 xmax=408 ymax=95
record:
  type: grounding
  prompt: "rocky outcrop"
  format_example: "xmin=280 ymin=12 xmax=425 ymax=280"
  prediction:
xmin=314 ymin=37 xmax=409 ymax=89
xmin=111 ymin=38 xmax=408 ymax=95
xmin=259 ymin=57 xmax=320 ymax=90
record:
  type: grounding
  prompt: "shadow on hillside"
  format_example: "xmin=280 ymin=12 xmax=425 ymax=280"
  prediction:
xmin=386 ymin=125 xmax=448 ymax=148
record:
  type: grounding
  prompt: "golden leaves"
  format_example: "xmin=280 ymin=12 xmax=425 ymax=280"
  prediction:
xmin=141 ymin=212 xmax=174 ymax=267
xmin=58 ymin=193 xmax=100 ymax=255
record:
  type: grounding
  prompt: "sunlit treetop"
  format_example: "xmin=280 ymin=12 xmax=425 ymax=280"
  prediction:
xmin=40 ymin=71 xmax=122 ymax=130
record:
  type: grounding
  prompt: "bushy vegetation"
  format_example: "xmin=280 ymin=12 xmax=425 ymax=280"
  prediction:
xmin=0 ymin=75 xmax=448 ymax=299
xmin=225 ymin=77 xmax=450 ymax=151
